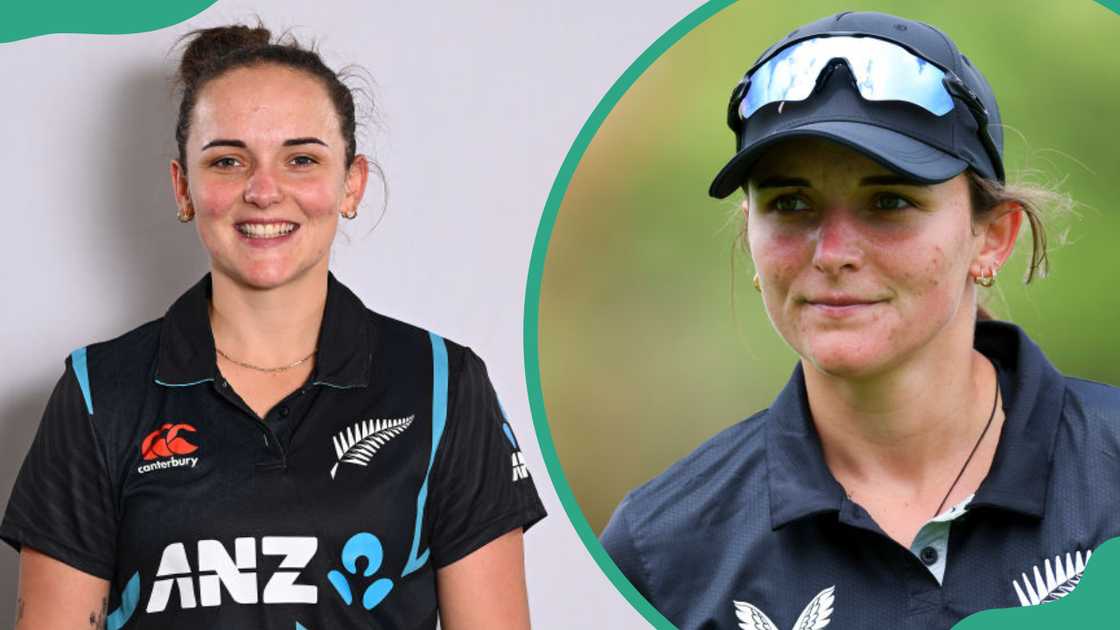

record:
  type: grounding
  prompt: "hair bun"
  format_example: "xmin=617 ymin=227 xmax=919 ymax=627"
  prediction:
xmin=178 ymin=25 xmax=271 ymax=87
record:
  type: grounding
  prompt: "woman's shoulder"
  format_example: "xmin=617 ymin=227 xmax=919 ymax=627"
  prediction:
xmin=611 ymin=409 xmax=772 ymax=532
xmin=74 ymin=317 xmax=165 ymax=382
xmin=1062 ymin=375 xmax=1120 ymax=425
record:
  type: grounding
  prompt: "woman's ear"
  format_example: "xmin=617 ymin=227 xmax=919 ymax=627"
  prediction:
xmin=972 ymin=201 xmax=1023 ymax=278
xmin=340 ymin=154 xmax=370 ymax=218
xmin=169 ymin=160 xmax=193 ymax=221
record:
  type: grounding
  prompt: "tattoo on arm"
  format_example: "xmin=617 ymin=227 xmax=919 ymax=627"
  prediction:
xmin=88 ymin=597 xmax=107 ymax=627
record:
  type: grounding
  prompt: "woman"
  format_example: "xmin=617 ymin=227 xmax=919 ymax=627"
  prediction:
xmin=1 ymin=25 xmax=545 ymax=629
xmin=601 ymin=11 xmax=1119 ymax=629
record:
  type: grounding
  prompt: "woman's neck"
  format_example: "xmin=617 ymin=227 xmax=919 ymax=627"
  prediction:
xmin=805 ymin=324 xmax=999 ymax=489
xmin=208 ymin=265 xmax=328 ymax=368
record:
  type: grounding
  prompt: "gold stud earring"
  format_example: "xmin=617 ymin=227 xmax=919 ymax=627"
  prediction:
xmin=177 ymin=206 xmax=195 ymax=223
xmin=340 ymin=208 xmax=357 ymax=220
xmin=753 ymin=273 xmax=761 ymax=292
xmin=974 ymin=267 xmax=996 ymax=288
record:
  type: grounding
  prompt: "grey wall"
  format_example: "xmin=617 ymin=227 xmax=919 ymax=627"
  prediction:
xmin=0 ymin=1 xmax=694 ymax=626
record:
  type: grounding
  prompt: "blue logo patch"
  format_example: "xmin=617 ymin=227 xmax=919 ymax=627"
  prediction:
xmin=328 ymin=532 xmax=394 ymax=610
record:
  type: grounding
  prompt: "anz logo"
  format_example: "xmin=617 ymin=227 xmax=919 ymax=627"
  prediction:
xmin=146 ymin=536 xmax=319 ymax=612
xmin=145 ymin=533 xmax=396 ymax=616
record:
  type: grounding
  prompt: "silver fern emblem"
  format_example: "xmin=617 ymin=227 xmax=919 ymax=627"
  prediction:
xmin=1011 ymin=549 xmax=1092 ymax=606
xmin=329 ymin=415 xmax=414 ymax=479
xmin=734 ymin=585 xmax=834 ymax=630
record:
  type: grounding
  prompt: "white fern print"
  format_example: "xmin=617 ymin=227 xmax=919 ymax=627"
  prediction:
xmin=734 ymin=585 xmax=834 ymax=630
xmin=1011 ymin=549 xmax=1092 ymax=606
xmin=329 ymin=415 xmax=414 ymax=479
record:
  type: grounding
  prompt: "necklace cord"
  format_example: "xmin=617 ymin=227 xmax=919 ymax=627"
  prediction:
xmin=932 ymin=371 xmax=1001 ymax=517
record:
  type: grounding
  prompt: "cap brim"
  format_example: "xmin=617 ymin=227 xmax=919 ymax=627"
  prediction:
xmin=708 ymin=121 xmax=969 ymax=199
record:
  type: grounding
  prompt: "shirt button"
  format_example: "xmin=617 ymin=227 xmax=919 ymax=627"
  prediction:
xmin=220 ymin=379 xmax=229 ymax=388
xmin=919 ymin=546 xmax=939 ymax=566
xmin=279 ymin=406 xmax=290 ymax=417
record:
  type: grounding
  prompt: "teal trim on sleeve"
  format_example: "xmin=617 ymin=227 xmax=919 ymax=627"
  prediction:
xmin=401 ymin=332 xmax=449 ymax=577
xmin=105 ymin=571 xmax=140 ymax=630
xmin=69 ymin=346 xmax=93 ymax=415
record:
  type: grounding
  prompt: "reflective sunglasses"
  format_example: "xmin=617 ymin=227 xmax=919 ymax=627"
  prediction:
xmin=726 ymin=35 xmax=1002 ymax=180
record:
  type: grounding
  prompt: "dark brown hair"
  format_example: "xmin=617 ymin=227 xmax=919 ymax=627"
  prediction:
xmin=173 ymin=24 xmax=358 ymax=171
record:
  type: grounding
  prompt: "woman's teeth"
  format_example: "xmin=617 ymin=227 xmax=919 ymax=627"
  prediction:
xmin=237 ymin=222 xmax=297 ymax=238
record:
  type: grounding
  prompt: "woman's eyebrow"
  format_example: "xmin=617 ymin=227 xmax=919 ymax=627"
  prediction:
xmin=198 ymin=137 xmax=329 ymax=151
xmin=859 ymin=174 xmax=930 ymax=188
xmin=755 ymin=176 xmax=811 ymax=189
xmin=200 ymin=139 xmax=245 ymax=151
xmin=283 ymin=137 xmax=328 ymax=147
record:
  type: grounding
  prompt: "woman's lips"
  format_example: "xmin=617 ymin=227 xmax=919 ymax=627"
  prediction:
xmin=234 ymin=221 xmax=300 ymax=248
xmin=804 ymin=297 xmax=884 ymax=317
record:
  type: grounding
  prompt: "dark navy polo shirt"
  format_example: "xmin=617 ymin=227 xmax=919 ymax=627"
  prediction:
xmin=601 ymin=321 xmax=1120 ymax=629
xmin=2 ymin=273 xmax=545 ymax=629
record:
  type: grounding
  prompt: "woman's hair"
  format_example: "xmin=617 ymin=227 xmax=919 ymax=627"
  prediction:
xmin=173 ymin=24 xmax=359 ymax=171
xmin=966 ymin=169 xmax=1074 ymax=320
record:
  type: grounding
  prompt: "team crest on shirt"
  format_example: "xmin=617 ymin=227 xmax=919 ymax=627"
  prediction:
xmin=329 ymin=415 xmax=414 ymax=479
xmin=733 ymin=585 xmax=835 ymax=630
xmin=1011 ymin=549 xmax=1092 ymax=607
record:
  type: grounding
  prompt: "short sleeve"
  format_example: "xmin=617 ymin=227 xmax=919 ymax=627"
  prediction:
xmin=601 ymin=494 xmax=654 ymax=600
xmin=0 ymin=354 xmax=117 ymax=579
xmin=427 ymin=349 xmax=546 ymax=568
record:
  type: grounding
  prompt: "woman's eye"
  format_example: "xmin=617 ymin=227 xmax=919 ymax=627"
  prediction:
xmin=211 ymin=157 xmax=241 ymax=169
xmin=290 ymin=155 xmax=318 ymax=167
xmin=872 ymin=193 xmax=913 ymax=211
xmin=772 ymin=195 xmax=810 ymax=213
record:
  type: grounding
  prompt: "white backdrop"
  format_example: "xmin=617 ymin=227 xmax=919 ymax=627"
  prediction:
xmin=0 ymin=1 xmax=695 ymax=626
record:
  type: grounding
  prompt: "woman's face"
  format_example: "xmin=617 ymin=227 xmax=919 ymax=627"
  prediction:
xmin=172 ymin=63 xmax=366 ymax=290
xmin=745 ymin=138 xmax=987 ymax=379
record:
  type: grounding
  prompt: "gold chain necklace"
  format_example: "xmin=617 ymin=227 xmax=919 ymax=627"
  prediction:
xmin=215 ymin=346 xmax=316 ymax=373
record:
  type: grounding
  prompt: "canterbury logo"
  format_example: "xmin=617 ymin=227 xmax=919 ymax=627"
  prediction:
xmin=330 ymin=416 xmax=414 ymax=479
xmin=734 ymin=585 xmax=835 ymax=630
xmin=142 ymin=423 xmax=199 ymax=460
xmin=1012 ymin=549 xmax=1092 ymax=607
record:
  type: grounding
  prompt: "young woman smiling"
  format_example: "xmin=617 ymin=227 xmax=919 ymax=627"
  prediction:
xmin=3 ymin=25 xmax=545 ymax=630
xmin=601 ymin=11 xmax=1119 ymax=630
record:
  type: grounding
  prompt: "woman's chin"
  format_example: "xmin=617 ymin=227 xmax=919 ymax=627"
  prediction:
xmin=800 ymin=337 xmax=894 ymax=380
xmin=219 ymin=260 xmax=303 ymax=291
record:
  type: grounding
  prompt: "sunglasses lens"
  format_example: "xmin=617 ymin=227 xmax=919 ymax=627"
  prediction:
xmin=739 ymin=36 xmax=954 ymax=120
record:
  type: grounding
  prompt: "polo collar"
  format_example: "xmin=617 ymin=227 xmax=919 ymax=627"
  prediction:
xmin=766 ymin=321 xmax=1063 ymax=530
xmin=154 ymin=272 xmax=373 ymax=389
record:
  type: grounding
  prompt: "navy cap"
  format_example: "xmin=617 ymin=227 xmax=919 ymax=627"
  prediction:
xmin=709 ymin=11 xmax=1005 ymax=199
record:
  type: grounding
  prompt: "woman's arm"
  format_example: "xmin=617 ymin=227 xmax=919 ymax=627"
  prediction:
xmin=16 ymin=547 xmax=110 ymax=629
xmin=436 ymin=529 xmax=531 ymax=630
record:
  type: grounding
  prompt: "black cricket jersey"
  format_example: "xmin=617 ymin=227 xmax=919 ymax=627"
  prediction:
xmin=1 ymin=273 xmax=546 ymax=629
xmin=601 ymin=321 xmax=1120 ymax=629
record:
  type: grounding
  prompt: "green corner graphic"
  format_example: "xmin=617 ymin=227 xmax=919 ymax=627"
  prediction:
xmin=955 ymin=538 xmax=1120 ymax=629
xmin=522 ymin=0 xmax=1120 ymax=629
xmin=1 ymin=1 xmax=216 ymax=44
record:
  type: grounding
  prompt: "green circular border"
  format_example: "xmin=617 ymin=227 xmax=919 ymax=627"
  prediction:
xmin=523 ymin=2 xmax=735 ymax=627
xmin=523 ymin=1 xmax=1120 ymax=628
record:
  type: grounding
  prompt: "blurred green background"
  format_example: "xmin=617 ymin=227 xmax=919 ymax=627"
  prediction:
xmin=538 ymin=0 xmax=1120 ymax=534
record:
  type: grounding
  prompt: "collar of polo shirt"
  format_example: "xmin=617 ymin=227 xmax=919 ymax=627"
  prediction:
xmin=765 ymin=320 xmax=1061 ymax=531
xmin=152 ymin=272 xmax=374 ymax=390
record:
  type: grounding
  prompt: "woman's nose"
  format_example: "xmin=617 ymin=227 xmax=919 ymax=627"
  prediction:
xmin=811 ymin=210 xmax=863 ymax=275
xmin=243 ymin=167 xmax=282 ymax=208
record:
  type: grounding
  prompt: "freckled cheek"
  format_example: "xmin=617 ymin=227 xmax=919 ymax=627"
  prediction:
xmin=753 ymin=232 xmax=810 ymax=291
xmin=191 ymin=180 xmax=243 ymax=220
xmin=290 ymin=180 xmax=343 ymax=219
